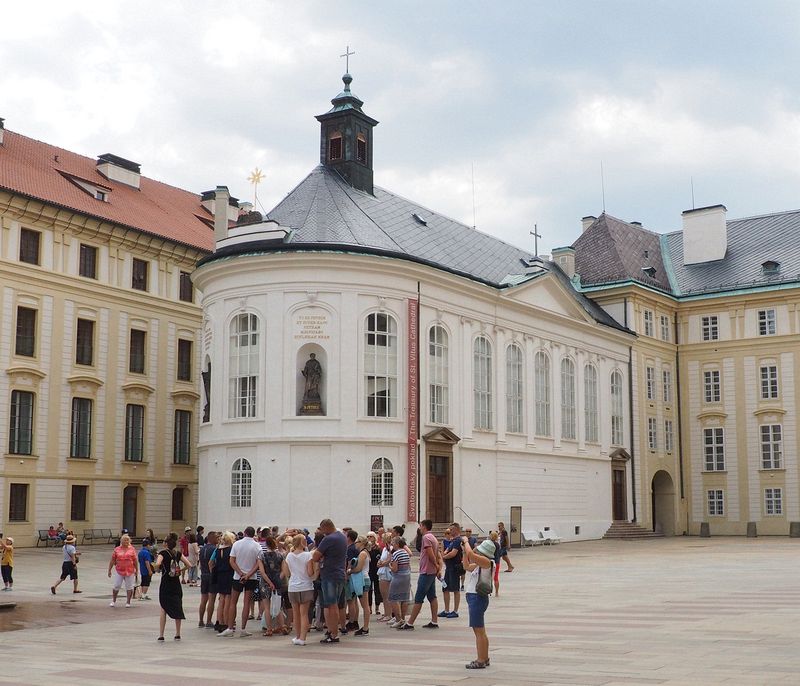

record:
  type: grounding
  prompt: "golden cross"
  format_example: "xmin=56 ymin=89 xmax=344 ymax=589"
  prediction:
xmin=247 ymin=168 xmax=264 ymax=207
xmin=340 ymin=45 xmax=355 ymax=72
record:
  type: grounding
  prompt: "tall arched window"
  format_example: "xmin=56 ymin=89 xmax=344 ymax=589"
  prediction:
xmin=506 ymin=344 xmax=524 ymax=433
xmin=228 ymin=313 xmax=259 ymax=419
xmin=584 ymin=363 xmax=599 ymax=443
xmin=534 ymin=351 xmax=551 ymax=436
xmin=371 ymin=457 xmax=394 ymax=506
xmin=473 ymin=336 xmax=493 ymax=430
xmin=561 ymin=358 xmax=576 ymax=440
xmin=429 ymin=325 xmax=449 ymax=424
xmin=231 ymin=458 xmax=252 ymax=508
xmin=365 ymin=313 xmax=398 ymax=418
xmin=611 ymin=370 xmax=624 ymax=445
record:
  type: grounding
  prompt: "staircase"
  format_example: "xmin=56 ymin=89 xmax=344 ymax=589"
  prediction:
xmin=603 ymin=521 xmax=664 ymax=540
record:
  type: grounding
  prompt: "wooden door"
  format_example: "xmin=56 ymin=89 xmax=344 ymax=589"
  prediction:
xmin=123 ymin=486 xmax=138 ymax=536
xmin=510 ymin=506 xmax=522 ymax=548
xmin=427 ymin=454 xmax=451 ymax=522
xmin=612 ymin=468 xmax=627 ymax=521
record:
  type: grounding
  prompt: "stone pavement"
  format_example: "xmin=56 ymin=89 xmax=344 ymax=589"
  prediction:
xmin=1 ymin=537 xmax=800 ymax=685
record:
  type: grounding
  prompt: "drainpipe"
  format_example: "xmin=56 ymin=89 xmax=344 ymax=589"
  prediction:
xmin=674 ymin=313 xmax=685 ymax=499
xmin=416 ymin=280 xmax=422 ymax=524
xmin=628 ymin=343 xmax=637 ymax=523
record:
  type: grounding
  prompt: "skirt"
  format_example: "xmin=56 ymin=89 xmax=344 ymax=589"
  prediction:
xmin=388 ymin=572 xmax=411 ymax=603
xmin=159 ymin=577 xmax=186 ymax=620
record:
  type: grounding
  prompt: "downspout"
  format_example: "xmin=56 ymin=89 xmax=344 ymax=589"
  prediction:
xmin=623 ymin=297 xmax=637 ymax=522
xmin=416 ymin=280 xmax=422 ymax=524
xmin=674 ymin=313 xmax=685 ymax=499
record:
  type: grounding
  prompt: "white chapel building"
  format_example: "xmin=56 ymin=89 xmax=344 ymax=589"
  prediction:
xmin=193 ymin=73 xmax=636 ymax=540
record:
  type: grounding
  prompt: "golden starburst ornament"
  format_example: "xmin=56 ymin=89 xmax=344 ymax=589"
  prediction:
xmin=247 ymin=167 xmax=265 ymax=206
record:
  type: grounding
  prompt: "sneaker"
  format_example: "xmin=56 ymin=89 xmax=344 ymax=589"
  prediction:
xmin=354 ymin=628 xmax=369 ymax=636
xmin=109 ymin=602 xmax=116 ymax=608
xmin=398 ymin=623 xmax=414 ymax=630
xmin=198 ymin=621 xmax=205 ymax=628
xmin=125 ymin=603 xmax=131 ymax=608
xmin=446 ymin=611 xmax=459 ymax=618
xmin=320 ymin=635 xmax=340 ymax=644
xmin=239 ymin=630 xmax=252 ymax=637
xmin=217 ymin=628 xmax=235 ymax=637
xmin=387 ymin=619 xmax=398 ymax=628
xmin=422 ymin=622 xmax=439 ymax=629
xmin=205 ymin=623 xmax=216 ymax=629
xmin=295 ymin=639 xmax=306 ymax=646
xmin=50 ymin=586 xmax=56 ymax=595
xmin=437 ymin=610 xmax=448 ymax=617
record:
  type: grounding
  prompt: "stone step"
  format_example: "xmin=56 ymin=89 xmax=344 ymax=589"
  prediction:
xmin=603 ymin=521 xmax=664 ymax=540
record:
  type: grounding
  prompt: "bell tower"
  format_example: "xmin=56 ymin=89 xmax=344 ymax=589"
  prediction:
xmin=316 ymin=69 xmax=379 ymax=195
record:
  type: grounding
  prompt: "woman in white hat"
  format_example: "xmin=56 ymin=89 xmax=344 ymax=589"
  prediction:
xmin=51 ymin=534 xmax=81 ymax=594
xmin=461 ymin=537 xmax=496 ymax=670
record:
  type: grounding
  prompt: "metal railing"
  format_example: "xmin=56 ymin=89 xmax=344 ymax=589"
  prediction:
xmin=453 ymin=506 xmax=486 ymax=534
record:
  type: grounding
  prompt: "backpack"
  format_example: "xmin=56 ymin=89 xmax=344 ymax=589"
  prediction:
xmin=475 ymin=561 xmax=494 ymax=597
xmin=168 ymin=551 xmax=181 ymax=578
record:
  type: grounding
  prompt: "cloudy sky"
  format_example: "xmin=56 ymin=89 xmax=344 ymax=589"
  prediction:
xmin=2 ymin=2 xmax=798 ymax=254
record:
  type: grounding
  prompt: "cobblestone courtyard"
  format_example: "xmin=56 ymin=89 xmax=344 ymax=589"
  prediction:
xmin=1 ymin=537 xmax=799 ymax=685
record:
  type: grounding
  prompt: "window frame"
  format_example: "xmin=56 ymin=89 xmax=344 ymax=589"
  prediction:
xmin=228 ymin=312 xmax=260 ymax=419
xmin=177 ymin=339 xmax=193 ymax=382
xmin=129 ymin=329 xmax=146 ymax=374
xmin=371 ymin=457 xmax=394 ymax=507
xmin=171 ymin=487 xmax=185 ymax=521
xmin=328 ymin=134 xmax=343 ymax=161
xmin=75 ymin=318 xmax=95 ymax=366
xmin=707 ymin=489 xmax=724 ymax=517
xmin=584 ymin=363 xmax=599 ymax=443
xmin=760 ymin=365 xmax=779 ymax=400
xmin=15 ymin=306 xmax=37 ymax=357
xmin=428 ymin=325 xmax=449 ymax=425
xmin=703 ymin=369 xmax=721 ymax=403
xmin=70 ymin=397 xmax=93 ymax=458
xmin=703 ymin=427 xmax=725 ymax=471
xmin=19 ymin=228 xmax=41 ymax=265
xmin=610 ymin=370 xmax=624 ymax=446
xmin=70 ymin=485 xmax=88 ymax=521
xmin=179 ymin=271 xmax=194 ymax=303
xmin=79 ymin=243 xmax=98 ymax=279
xmin=758 ymin=308 xmax=776 ymax=336
xmin=131 ymin=258 xmax=149 ymax=292
xmin=664 ymin=419 xmax=674 ymax=454
xmin=643 ymin=309 xmax=654 ymax=337
xmin=760 ymin=424 xmax=782 ymax=469
xmin=534 ymin=351 xmax=552 ymax=437
xmin=659 ymin=314 xmax=670 ymax=341
xmin=701 ymin=315 xmax=719 ymax=341
xmin=356 ymin=133 xmax=367 ymax=164
xmin=365 ymin=312 xmax=399 ymax=419
xmin=645 ymin=366 xmax=656 ymax=401
xmin=765 ymin=487 xmax=783 ymax=516
xmin=506 ymin=343 xmax=524 ymax=434
xmin=560 ymin=357 xmax=576 ymax=440
xmin=647 ymin=416 xmax=657 ymax=451
xmin=173 ymin=410 xmax=192 ymax=465
xmin=230 ymin=457 xmax=252 ymax=508
xmin=473 ymin=336 xmax=493 ymax=431
xmin=662 ymin=368 xmax=673 ymax=404
xmin=9 ymin=483 xmax=29 ymax=522
xmin=9 ymin=390 xmax=35 ymax=456
xmin=124 ymin=403 xmax=145 ymax=462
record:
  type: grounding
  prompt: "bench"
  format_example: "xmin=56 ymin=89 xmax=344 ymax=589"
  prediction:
xmin=539 ymin=528 xmax=562 ymax=545
xmin=36 ymin=530 xmax=60 ymax=548
xmin=81 ymin=528 xmax=115 ymax=544
xmin=521 ymin=530 xmax=544 ymax=547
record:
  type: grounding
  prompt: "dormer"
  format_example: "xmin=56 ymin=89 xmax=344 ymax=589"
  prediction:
xmin=96 ymin=153 xmax=141 ymax=189
xmin=762 ymin=260 xmax=780 ymax=277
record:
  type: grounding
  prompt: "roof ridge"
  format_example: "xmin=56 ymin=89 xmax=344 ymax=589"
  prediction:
xmin=728 ymin=207 xmax=800 ymax=223
xmin=601 ymin=212 xmax=664 ymax=237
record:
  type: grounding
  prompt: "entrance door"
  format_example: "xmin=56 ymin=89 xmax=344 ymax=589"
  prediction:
xmin=612 ymin=468 xmax=627 ymax=521
xmin=122 ymin=486 xmax=138 ymax=536
xmin=651 ymin=470 xmax=676 ymax=535
xmin=427 ymin=454 xmax=451 ymax=523
xmin=509 ymin=506 xmax=522 ymax=548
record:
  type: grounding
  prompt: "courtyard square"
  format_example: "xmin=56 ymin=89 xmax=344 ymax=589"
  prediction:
xmin=1 ymin=537 xmax=799 ymax=685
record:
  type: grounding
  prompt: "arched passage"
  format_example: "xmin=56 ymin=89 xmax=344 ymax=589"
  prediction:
xmin=651 ymin=470 xmax=676 ymax=536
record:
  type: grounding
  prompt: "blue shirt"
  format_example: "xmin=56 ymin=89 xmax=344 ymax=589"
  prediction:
xmin=317 ymin=531 xmax=348 ymax=582
xmin=138 ymin=548 xmax=153 ymax=576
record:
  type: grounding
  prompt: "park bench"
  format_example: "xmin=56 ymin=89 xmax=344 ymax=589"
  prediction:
xmin=81 ymin=528 xmax=115 ymax=544
xmin=521 ymin=530 xmax=544 ymax=547
xmin=539 ymin=528 xmax=562 ymax=544
xmin=36 ymin=530 xmax=60 ymax=548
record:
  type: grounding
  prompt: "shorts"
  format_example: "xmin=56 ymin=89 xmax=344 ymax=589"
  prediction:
xmin=232 ymin=578 xmax=258 ymax=593
xmin=500 ymin=548 xmax=508 ymax=557
xmin=388 ymin=572 xmax=411 ymax=603
xmin=140 ymin=573 xmax=151 ymax=588
xmin=112 ymin=570 xmax=136 ymax=592
xmin=414 ymin=573 xmax=437 ymax=604
xmin=60 ymin=561 xmax=78 ymax=581
xmin=216 ymin=572 xmax=233 ymax=596
xmin=466 ymin=592 xmax=489 ymax=628
xmin=200 ymin=575 xmax=216 ymax=595
xmin=443 ymin=565 xmax=460 ymax=591
xmin=320 ymin=578 xmax=345 ymax=608
xmin=289 ymin=589 xmax=314 ymax=605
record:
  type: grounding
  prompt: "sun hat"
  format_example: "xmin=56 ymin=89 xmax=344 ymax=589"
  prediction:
xmin=184 ymin=526 xmax=191 ymax=532
xmin=64 ymin=535 xmax=76 ymax=544
xmin=476 ymin=540 xmax=496 ymax=558
xmin=6 ymin=537 xmax=13 ymax=544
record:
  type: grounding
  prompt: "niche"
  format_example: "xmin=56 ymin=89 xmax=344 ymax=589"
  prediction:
xmin=296 ymin=343 xmax=327 ymax=416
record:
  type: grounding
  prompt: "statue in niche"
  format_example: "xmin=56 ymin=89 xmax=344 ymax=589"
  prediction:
xmin=299 ymin=353 xmax=324 ymax=415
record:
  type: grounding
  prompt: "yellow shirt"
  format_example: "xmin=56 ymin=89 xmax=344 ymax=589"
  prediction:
xmin=1 ymin=546 xmax=12 ymax=566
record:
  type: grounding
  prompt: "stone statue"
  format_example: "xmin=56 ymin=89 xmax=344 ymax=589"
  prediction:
xmin=299 ymin=353 xmax=323 ymax=415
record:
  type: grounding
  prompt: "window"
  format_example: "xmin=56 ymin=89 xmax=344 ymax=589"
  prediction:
xmin=702 ymin=315 xmax=719 ymax=341
xmin=660 ymin=314 xmax=670 ymax=341
xmin=765 ymin=488 xmax=783 ymax=516
xmin=664 ymin=419 xmax=674 ymax=453
xmin=662 ymin=369 xmax=673 ymax=404
xmin=173 ymin=410 xmax=191 ymax=465
xmin=9 ymin=483 xmax=28 ymax=521
xmin=611 ymin=370 xmax=624 ymax=446
xmin=428 ymin=326 xmax=449 ymax=424
xmin=643 ymin=309 xmax=654 ymax=337
xmin=171 ymin=488 xmax=185 ymax=520
xmin=228 ymin=313 xmax=259 ymax=419
xmin=371 ymin=457 xmax=394 ymax=507
xmin=70 ymin=485 xmax=88 ymax=521
xmin=75 ymin=318 xmax=94 ymax=366
xmin=9 ymin=390 xmax=34 ymax=455
xmin=129 ymin=329 xmax=146 ymax=374
xmin=70 ymin=398 xmax=92 ymax=458
xmin=95 ymin=189 xmax=107 ymax=202
xmin=584 ymin=364 xmax=599 ymax=443
xmin=703 ymin=370 xmax=721 ymax=403
xmin=506 ymin=344 xmax=524 ymax=433
xmin=758 ymin=309 xmax=776 ymax=336
xmin=534 ymin=352 xmax=551 ymax=436
xmin=473 ymin=336 xmax=493 ymax=430
xmin=131 ymin=258 xmax=149 ymax=291
xmin=124 ymin=404 xmax=145 ymax=462
xmin=231 ymin=458 xmax=252 ymax=507
xmin=760 ymin=424 xmax=782 ymax=469
xmin=79 ymin=244 xmax=97 ymax=279
xmin=356 ymin=134 xmax=367 ymax=163
xmin=15 ymin=306 xmax=36 ymax=357
xmin=760 ymin=365 xmax=779 ymax=399
xmin=647 ymin=416 xmax=657 ymax=451
xmin=560 ymin=358 xmax=576 ymax=440
xmin=704 ymin=427 xmax=725 ymax=471
xmin=179 ymin=271 xmax=194 ymax=302
xmin=645 ymin=366 xmax=656 ymax=401
xmin=202 ymin=359 xmax=211 ymax=423
xmin=329 ymin=134 xmax=342 ymax=161
xmin=19 ymin=228 xmax=41 ymax=265
xmin=365 ymin=313 xmax=398 ymax=418
xmin=177 ymin=339 xmax=193 ymax=381
xmin=707 ymin=489 xmax=724 ymax=516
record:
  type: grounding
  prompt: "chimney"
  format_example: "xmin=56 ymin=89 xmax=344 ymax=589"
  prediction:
xmin=214 ymin=186 xmax=230 ymax=243
xmin=682 ymin=204 xmax=727 ymax=265
xmin=552 ymin=246 xmax=576 ymax=279
xmin=581 ymin=215 xmax=596 ymax=232
xmin=96 ymin=153 xmax=141 ymax=189
xmin=0 ymin=117 xmax=5 ymax=145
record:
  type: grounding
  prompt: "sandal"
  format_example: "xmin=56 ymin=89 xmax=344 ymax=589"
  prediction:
xmin=157 ymin=636 xmax=164 ymax=641
xmin=465 ymin=660 xmax=487 ymax=670
xmin=263 ymin=629 xmax=273 ymax=637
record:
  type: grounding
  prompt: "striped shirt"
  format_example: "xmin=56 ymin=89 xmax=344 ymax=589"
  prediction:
xmin=391 ymin=548 xmax=411 ymax=574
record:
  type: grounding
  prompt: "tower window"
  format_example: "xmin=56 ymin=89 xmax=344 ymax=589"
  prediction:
xmin=356 ymin=134 xmax=367 ymax=163
xmin=329 ymin=135 xmax=342 ymax=161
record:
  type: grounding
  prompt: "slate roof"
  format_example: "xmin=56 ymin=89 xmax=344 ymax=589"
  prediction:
xmin=0 ymin=129 xmax=214 ymax=252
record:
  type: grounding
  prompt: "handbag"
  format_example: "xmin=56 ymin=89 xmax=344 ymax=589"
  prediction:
xmin=269 ymin=590 xmax=282 ymax=618
xmin=476 ymin=562 xmax=494 ymax=597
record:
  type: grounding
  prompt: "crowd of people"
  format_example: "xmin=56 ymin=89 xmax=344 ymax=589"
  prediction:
xmin=41 ymin=518 xmax=515 ymax=669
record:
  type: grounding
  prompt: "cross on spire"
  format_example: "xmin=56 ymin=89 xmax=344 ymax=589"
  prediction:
xmin=530 ymin=224 xmax=542 ymax=257
xmin=340 ymin=45 xmax=355 ymax=73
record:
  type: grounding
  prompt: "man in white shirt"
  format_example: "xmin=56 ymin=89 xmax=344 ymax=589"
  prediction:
xmin=220 ymin=526 xmax=262 ymax=637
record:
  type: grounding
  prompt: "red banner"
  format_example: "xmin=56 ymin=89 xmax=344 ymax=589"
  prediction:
xmin=407 ymin=298 xmax=419 ymax=522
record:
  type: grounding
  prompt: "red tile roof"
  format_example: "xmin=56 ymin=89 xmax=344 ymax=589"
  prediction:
xmin=0 ymin=129 xmax=214 ymax=252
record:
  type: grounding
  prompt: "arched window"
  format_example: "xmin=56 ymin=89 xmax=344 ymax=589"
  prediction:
xmin=584 ymin=364 xmax=599 ymax=443
xmin=365 ymin=313 xmax=398 ymax=417
xmin=228 ymin=313 xmax=259 ymax=419
xmin=356 ymin=133 xmax=367 ymax=164
xmin=231 ymin=458 xmax=252 ymax=508
xmin=473 ymin=336 xmax=493 ymax=430
xmin=561 ymin=358 xmax=576 ymax=440
xmin=201 ymin=356 xmax=211 ymax=423
xmin=534 ymin=351 xmax=551 ymax=436
xmin=611 ymin=370 xmax=624 ymax=445
xmin=371 ymin=457 xmax=394 ymax=506
xmin=429 ymin=325 xmax=449 ymax=424
xmin=329 ymin=133 xmax=343 ymax=161
xmin=506 ymin=344 xmax=524 ymax=433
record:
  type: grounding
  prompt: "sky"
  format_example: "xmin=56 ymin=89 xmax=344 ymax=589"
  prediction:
xmin=2 ymin=1 xmax=799 ymax=255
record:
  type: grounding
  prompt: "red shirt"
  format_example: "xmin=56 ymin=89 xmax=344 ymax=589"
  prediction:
xmin=113 ymin=546 xmax=138 ymax=576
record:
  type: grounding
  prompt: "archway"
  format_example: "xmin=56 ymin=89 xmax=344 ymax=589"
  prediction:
xmin=651 ymin=470 xmax=676 ymax=536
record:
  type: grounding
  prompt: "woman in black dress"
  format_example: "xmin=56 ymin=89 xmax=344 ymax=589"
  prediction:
xmin=153 ymin=532 xmax=190 ymax=641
